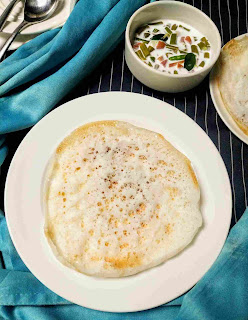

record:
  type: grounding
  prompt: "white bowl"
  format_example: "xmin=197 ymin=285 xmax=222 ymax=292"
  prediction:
xmin=125 ymin=1 xmax=221 ymax=93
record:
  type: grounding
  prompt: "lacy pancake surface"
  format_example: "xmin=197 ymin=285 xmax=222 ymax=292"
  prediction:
xmin=218 ymin=36 xmax=248 ymax=135
xmin=45 ymin=121 xmax=202 ymax=277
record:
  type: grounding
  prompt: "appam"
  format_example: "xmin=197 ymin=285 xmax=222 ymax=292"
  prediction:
xmin=217 ymin=36 xmax=248 ymax=135
xmin=44 ymin=120 xmax=202 ymax=277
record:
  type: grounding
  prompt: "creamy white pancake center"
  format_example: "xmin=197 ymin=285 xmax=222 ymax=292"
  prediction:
xmin=218 ymin=36 xmax=248 ymax=135
xmin=45 ymin=121 xmax=202 ymax=277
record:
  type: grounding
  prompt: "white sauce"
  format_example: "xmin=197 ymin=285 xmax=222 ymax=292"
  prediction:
xmin=133 ymin=19 xmax=211 ymax=74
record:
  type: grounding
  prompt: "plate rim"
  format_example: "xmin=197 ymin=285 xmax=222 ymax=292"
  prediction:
xmin=0 ymin=0 xmax=76 ymax=35
xmin=4 ymin=92 xmax=232 ymax=312
xmin=209 ymin=33 xmax=248 ymax=145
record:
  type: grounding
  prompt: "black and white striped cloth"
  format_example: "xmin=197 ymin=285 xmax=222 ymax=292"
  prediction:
xmin=0 ymin=0 xmax=247 ymax=233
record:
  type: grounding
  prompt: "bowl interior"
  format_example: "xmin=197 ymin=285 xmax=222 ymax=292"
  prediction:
xmin=128 ymin=1 xmax=221 ymax=62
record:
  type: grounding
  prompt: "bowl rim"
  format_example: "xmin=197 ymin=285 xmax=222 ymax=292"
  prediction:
xmin=125 ymin=0 xmax=222 ymax=79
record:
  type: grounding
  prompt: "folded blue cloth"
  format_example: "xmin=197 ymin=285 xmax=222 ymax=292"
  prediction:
xmin=1 ymin=208 xmax=248 ymax=320
xmin=0 ymin=0 xmax=146 ymax=140
xmin=0 ymin=0 xmax=248 ymax=319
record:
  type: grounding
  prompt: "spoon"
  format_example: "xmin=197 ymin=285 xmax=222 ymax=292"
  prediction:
xmin=0 ymin=0 xmax=58 ymax=61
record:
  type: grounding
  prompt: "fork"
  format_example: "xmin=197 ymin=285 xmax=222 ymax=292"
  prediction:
xmin=0 ymin=0 xmax=21 ymax=32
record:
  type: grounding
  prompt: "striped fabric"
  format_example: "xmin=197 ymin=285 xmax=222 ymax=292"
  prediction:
xmin=76 ymin=0 xmax=247 ymax=228
xmin=0 ymin=0 xmax=247 ymax=260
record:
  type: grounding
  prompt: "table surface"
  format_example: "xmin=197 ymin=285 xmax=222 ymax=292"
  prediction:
xmin=0 ymin=0 xmax=247 ymax=266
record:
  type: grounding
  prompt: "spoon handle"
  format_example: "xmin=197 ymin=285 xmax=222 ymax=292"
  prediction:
xmin=0 ymin=0 xmax=21 ymax=32
xmin=0 ymin=20 xmax=29 ymax=61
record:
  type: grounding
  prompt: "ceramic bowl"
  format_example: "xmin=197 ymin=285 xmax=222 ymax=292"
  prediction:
xmin=125 ymin=1 xmax=221 ymax=93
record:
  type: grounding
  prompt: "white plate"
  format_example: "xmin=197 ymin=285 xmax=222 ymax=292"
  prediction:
xmin=5 ymin=92 xmax=232 ymax=312
xmin=0 ymin=0 xmax=76 ymax=35
xmin=209 ymin=33 xmax=248 ymax=144
xmin=0 ymin=0 xmax=76 ymax=51
xmin=0 ymin=31 xmax=36 ymax=50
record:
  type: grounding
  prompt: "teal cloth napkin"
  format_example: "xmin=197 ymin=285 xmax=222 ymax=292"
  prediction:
xmin=0 ymin=0 xmax=146 ymax=136
xmin=0 ymin=0 xmax=248 ymax=319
